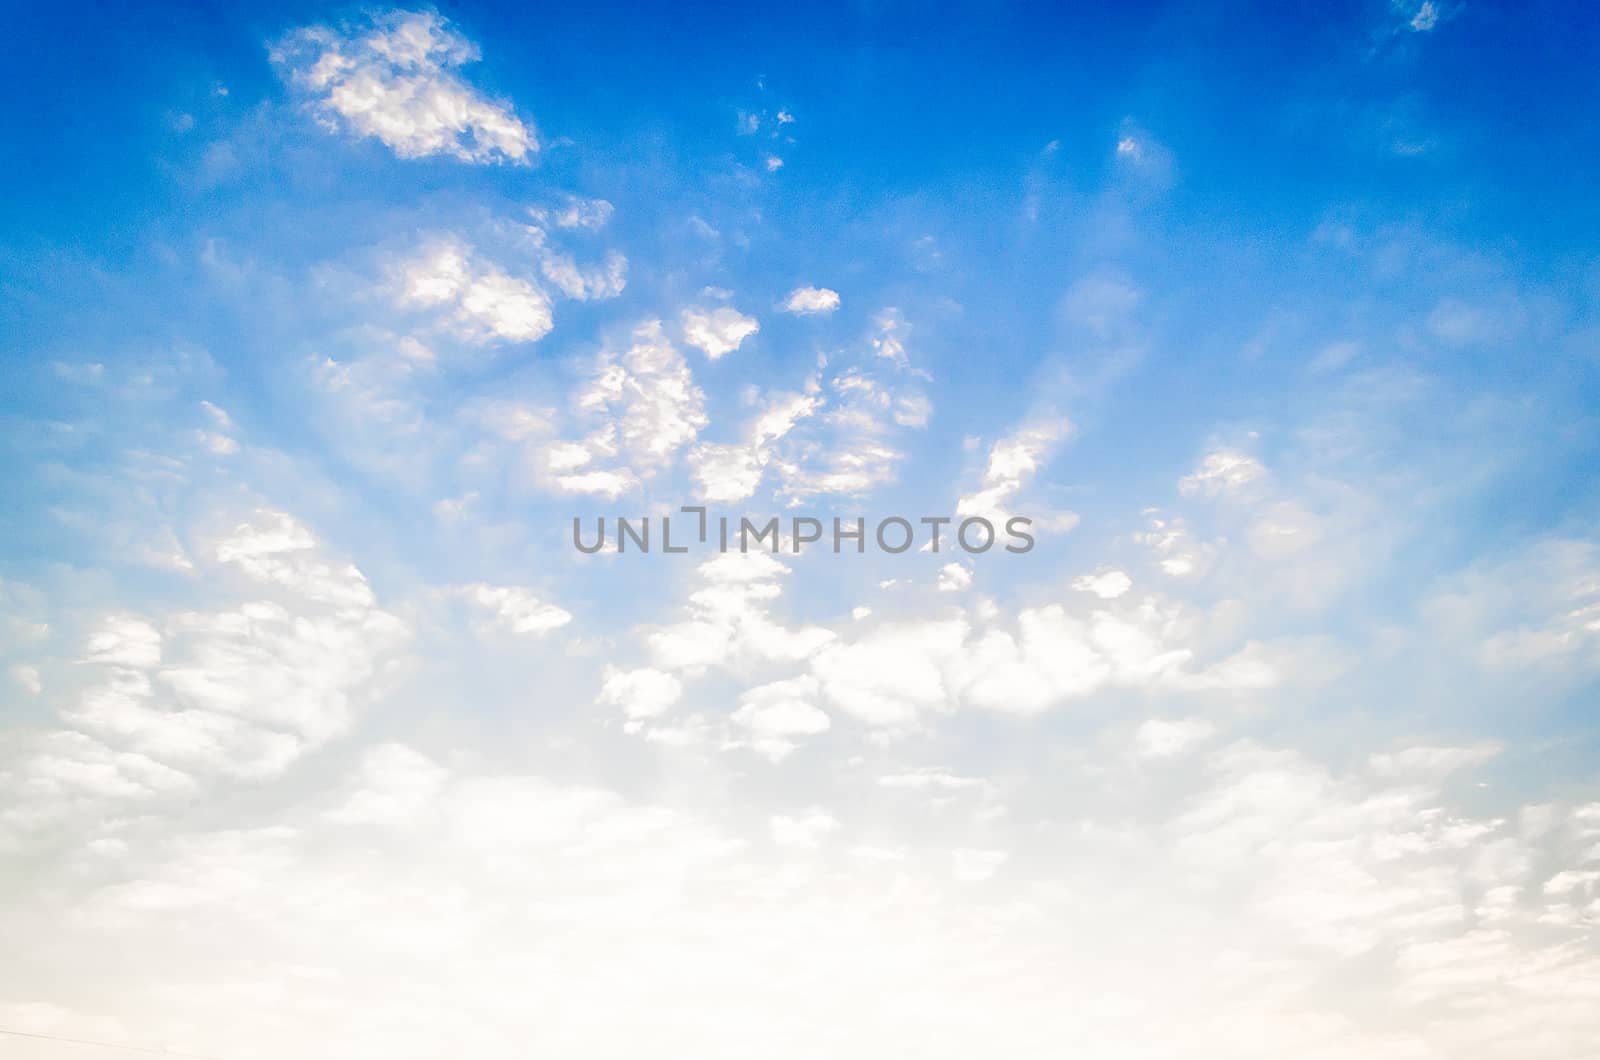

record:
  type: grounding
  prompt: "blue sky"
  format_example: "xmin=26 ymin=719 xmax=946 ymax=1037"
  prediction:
xmin=2 ymin=2 xmax=1600 ymax=1058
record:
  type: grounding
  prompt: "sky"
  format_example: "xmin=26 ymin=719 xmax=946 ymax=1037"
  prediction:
xmin=1 ymin=1 xmax=1599 ymax=1057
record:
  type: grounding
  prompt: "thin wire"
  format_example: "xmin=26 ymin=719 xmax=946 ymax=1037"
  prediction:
xmin=0 ymin=1027 xmax=225 ymax=1060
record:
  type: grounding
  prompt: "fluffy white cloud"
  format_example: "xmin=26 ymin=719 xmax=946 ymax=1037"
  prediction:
xmin=396 ymin=238 xmax=553 ymax=343
xmin=598 ymin=666 xmax=683 ymax=721
xmin=730 ymin=675 xmax=831 ymax=760
xmin=273 ymin=10 xmax=535 ymax=163
xmin=5 ymin=511 xmax=407 ymax=819
xmin=781 ymin=286 xmax=841 ymax=315
xmin=326 ymin=743 xmax=449 ymax=826
xmin=1073 ymin=569 xmax=1132 ymax=599
xmin=646 ymin=553 xmax=834 ymax=674
xmin=681 ymin=306 xmax=760 ymax=359
xmin=812 ymin=619 xmax=967 ymax=727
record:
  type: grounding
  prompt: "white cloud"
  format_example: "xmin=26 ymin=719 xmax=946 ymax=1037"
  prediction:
xmin=951 ymin=847 xmax=1008 ymax=882
xmin=85 ymin=617 xmax=163 ymax=668
xmin=7 ymin=512 xmax=409 ymax=811
xmin=1180 ymin=448 xmax=1266 ymax=497
xmin=647 ymin=553 xmax=835 ymax=674
xmin=525 ymin=223 xmax=627 ymax=302
xmin=462 ymin=583 xmax=572 ymax=637
xmin=396 ymin=238 xmax=553 ymax=343
xmin=812 ymin=620 xmax=967 ymax=728
xmin=1136 ymin=512 xmax=1213 ymax=577
xmin=547 ymin=321 xmax=708 ymax=495
xmin=869 ymin=308 xmax=911 ymax=366
xmin=956 ymin=420 xmax=1072 ymax=527
xmin=937 ymin=563 xmax=972 ymax=592
xmin=772 ymin=370 xmax=927 ymax=502
xmin=878 ymin=768 xmax=986 ymax=793
xmin=689 ymin=391 xmax=820 ymax=502
xmin=730 ymin=675 xmax=831 ymax=761
xmin=1073 ymin=569 xmax=1132 ymax=599
xmin=327 ymin=744 xmax=449 ymax=826
xmin=1134 ymin=717 xmax=1215 ymax=758
xmin=530 ymin=195 xmax=614 ymax=231
xmin=10 ymin=664 xmax=41 ymax=694
xmin=598 ymin=666 xmax=683 ymax=721
xmin=214 ymin=510 xmax=376 ymax=608
xmin=681 ymin=306 xmax=760 ymax=359
xmin=273 ymin=10 xmax=535 ymax=163
xmin=1425 ymin=538 xmax=1600 ymax=673
xmin=771 ymin=807 xmax=838 ymax=848
xmin=782 ymin=287 xmax=840 ymax=315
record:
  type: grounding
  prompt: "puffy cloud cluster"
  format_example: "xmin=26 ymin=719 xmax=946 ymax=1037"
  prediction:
xmin=273 ymin=10 xmax=535 ymax=163
xmin=3 ymin=511 xmax=406 ymax=836
xmin=396 ymin=238 xmax=553 ymax=344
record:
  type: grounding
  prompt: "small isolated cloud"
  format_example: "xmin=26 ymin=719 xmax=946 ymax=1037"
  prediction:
xmin=937 ymin=564 xmax=972 ymax=592
xmin=273 ymin=10 xmax=535 ymax=163
xmin=781 ymin=286 xmax=841 ymax=315
xmin=1408 ymin=1 xmax=1439 ymax=31
xmin=1111 ymin=121 xmax=1175 ymax=187
xmin=681 ymin=306 xmax=760 ymax=359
